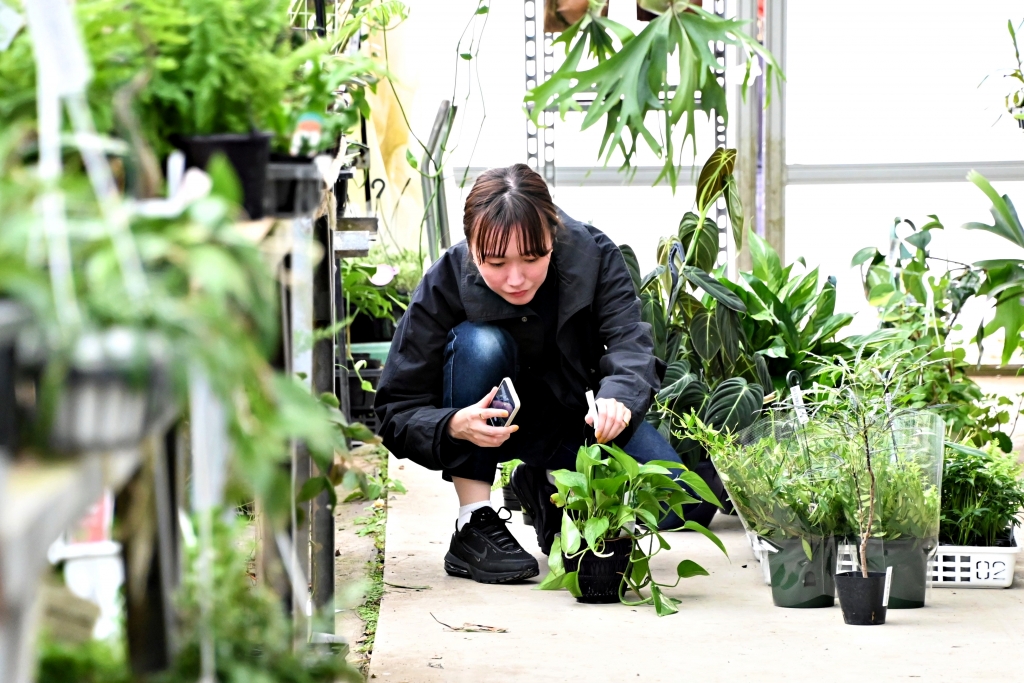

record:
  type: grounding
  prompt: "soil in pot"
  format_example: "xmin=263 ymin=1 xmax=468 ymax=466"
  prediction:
xmin=766 ymin=536 xmax=836 ymax=608
xmin=835 ymin=571 xmax=887 ymax=625
xmin=679 ymin=459 xmax=725 ymax=528
xmin=864 ymin=537 xmax=931 ymax=609
xmin=176 ymin=132 xmax=272 ymax=220
xmin=563 ymin=536 xmax=632 ymax=604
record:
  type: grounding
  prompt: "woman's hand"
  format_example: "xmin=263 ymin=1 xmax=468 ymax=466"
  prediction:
xmin=446 ymin=386 xmax=520 ymax=448
xmin=586 ymin=398 xmax=632 ymax=444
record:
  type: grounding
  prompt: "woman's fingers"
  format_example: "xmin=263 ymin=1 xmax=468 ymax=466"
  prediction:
xmin=593 ymin=398 xmax=629 ymax=444
xmin=476 ymin=386 xmax=499 ymax=407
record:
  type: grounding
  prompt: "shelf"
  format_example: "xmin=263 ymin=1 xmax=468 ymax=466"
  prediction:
xmin=0 ymin=447 xmax=142 ymax=609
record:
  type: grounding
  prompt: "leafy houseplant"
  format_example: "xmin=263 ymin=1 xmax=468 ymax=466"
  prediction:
xmin=620 ymin=149 xmax=766 ymax=524
xmin=689 ymin=412 xmax=844 ymax=608
xmin=525 ymin=2 xmax=781 ymax=188
xmin=538 ymin=444 xmax=726 ymax=616
xmin=940 ymin=442 xmax=1024 ymax=548
xmin=726 ymin=231 xmax=855 ymax=396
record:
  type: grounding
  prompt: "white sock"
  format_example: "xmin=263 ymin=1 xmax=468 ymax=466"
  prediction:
xmin=457 ymin=500 xmax=491 ymax=531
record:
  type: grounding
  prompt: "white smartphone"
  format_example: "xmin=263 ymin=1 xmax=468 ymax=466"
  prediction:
xmin=488 ymin=377 xmax=521 ymax=428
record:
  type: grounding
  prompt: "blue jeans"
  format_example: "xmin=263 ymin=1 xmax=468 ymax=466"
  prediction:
xmin=442 ymin=321 xmax=690 ymax=527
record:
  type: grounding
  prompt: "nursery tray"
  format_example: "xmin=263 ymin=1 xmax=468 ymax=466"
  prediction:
xmin=929 ymin=535 xmax=1020 ymax=589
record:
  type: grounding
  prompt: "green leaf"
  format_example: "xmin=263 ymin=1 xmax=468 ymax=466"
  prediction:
xmin=748 ymin=230 xmax=783 ymax=288
xmin=689 ymin=307 xmax=721 ymax=361
xmin=553 ymin=470 xmax=588 ymax=492
xmin=702 ymin=378 xmax=763 ymax=433
xmin=459 ymin=52 xmax=472 ymax=60
xmin=475 ymin=5 xmax=489 ymax=13
xmin=561 ymin=512 xmax=582 ymax=554
xmin=619 ymin=244 xmax=643 ymax=295
xmin=676 ymin=559 xmax=710 ymax=578
xmin=677 ymin=471 xmax=722 ymax=507
xmin=715 ymin=306 xmax=740 ymax=366
xmin=206 ymin=153 xmax=242 ymax=205
xmin=682 ymin=266 xmax=747 ymax=312
xmin=801 ymin=537 xmax=813 ymax=561
xmin=964 ymin=172 xmax=1024 ymax=249
xmin=696 ymin=148 xmax=736 ymax=212
xmin=724 ymin=175 xmax=745 ymax=250
xmin=851 ymin=247 xmax=880 ymax=267
xmin=683 ymin=520 xmax=728 ymax=556
xmin=405 ymin=148 xmax=419 ymax=170
xmin=651 ymin=583 xmax=679 ymax=616
xmin=983 ymin=294 xmax=1024 ymax=365
xmin=298 ymin=476 xmax=328 ymax=503
xmin=678 ymin=212 xmax=720 ymax=272
xmin=905 ymin=230 xmax=931 ymax=251
xmin=583 ymin=517 xmax=611 ymax=550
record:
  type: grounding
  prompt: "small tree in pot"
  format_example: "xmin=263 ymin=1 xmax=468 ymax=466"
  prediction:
xmin=538 ymin=444 xmax=726 ymax=616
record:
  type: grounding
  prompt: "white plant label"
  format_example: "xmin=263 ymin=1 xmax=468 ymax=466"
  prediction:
xmin=882 ymin=566 xmax=893 ymax=607
xmin=791 ymin=384 xmax=810 ymax=424
xmin=0 ymin=2 xmax=23 ymax=52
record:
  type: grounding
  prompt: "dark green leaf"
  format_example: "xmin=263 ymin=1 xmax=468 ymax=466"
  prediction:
xmin=689 ymin=307 xmax=721 ymax=361
xmin=678 ymin=212 xmax=720 ymax=272
xmin=682 ymin=266 xmax=746 ymax=312
xmin=702 ymin=377 xmax=763 ymax=433
xmin=298 ymin=476 xmax=328 ymax=503
xmin=619 ymin=244 xmax=642 ymax=295
xmin=678 ymin=470 xmax=722 ymax=507
xmin=715 ymin=306 xmax=740 ymax=366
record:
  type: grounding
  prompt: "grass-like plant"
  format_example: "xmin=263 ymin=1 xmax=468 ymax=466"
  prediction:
xmin=941 ymin=441 xmax=1024 ymax=547
xmin=538 ymin=444 xmax=726 ymax=616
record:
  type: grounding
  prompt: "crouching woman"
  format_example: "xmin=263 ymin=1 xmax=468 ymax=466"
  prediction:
xmin=374 ymin=164 xmax=681 ymax=584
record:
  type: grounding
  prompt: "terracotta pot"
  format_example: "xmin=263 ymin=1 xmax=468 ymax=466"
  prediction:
xmin=544 ymin=0 xmax=607 ymax=34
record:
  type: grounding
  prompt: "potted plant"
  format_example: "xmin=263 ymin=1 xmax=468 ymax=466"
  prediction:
xmin=538 ymin=444 xmax=726 ymax=615
xmin=525 ymin=2 xmax=781 ymax=189
xmin=691 ymin=412 xmax=843 ymax=608
xmin=932 ymin=441 xmax=1024 ymax=588
xmin=620 ymin=150 xmax=768 ymax=526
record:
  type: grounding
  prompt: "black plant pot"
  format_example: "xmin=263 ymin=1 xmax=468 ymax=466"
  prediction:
xmin=563 ymin=537 xmax=632 ymax=604
xmin=176 ymin=132 xmax=272 ymax=219
xmin=265 ymin=154 xmax=323 ymax=218
xmin=766 ymin=536 xmax=836 ymax=608
xmin=680 ymin=459 xmax=725 ymax=528
xmin=501 ymin=485 xmax=522 ymax=512
xmin=0 ymin=301 xmax=27 ymax=456
xmin=863 ymin=537 xmax=930 ymax=609
xmin=835 ymin=571 xmax=888 ymax=625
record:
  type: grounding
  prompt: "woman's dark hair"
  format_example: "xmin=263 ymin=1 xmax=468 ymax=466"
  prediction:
xmin=463 ymin=164 xmax=560 ymax=259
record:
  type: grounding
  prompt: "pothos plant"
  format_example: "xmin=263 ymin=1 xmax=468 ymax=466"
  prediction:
xmin=525 ymin=2 xmax=782 ymax=189
xmin=620 ymin=149 xmax=766 ymax=468
xmin=538 ymin=444 xmax=727 ymax=616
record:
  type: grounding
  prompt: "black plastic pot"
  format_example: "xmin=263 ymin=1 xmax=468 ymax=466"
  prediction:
xmin=563 ymin=537 xmax=632 ymax=604
xmin=0 ymin=301 xmax=27 ymax=456
xmin=176 ymin=132 xmax=272 ymax=219
xmin=766 ymin=535 xmax=836 ymax=608
xmin=680 ymin=459 xmax=726 ymax=528
xmin=835 ymin=571 xmax=888 ymax=625
xmin=265 ymin=155 xmax=323 ymax=218
xmin=501 ymin=485 xmax=522 ymax=512
xmin=863 ymin=537 xmax=930 ymax=609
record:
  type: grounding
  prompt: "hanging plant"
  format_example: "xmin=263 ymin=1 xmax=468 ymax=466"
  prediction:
xmin=525 ymin=1 xmax=782 ymax=189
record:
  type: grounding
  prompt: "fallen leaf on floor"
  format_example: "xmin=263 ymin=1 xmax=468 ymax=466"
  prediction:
xmin=384 ymin=581 xmax=431 ymax=590
xmin=430 ymin=613 xmax=508 ymax=633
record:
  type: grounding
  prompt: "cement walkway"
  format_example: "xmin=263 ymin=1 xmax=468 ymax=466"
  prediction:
xmin=369 ymin=454 xmax=1024 ymax=682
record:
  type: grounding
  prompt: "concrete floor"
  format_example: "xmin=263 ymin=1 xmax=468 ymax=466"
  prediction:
xmin=369 ymin=454 xmax=1024 ymax=683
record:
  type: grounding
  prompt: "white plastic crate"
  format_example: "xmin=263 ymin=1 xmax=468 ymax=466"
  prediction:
xmin=929 ymin=536 xmax=1020 ymax=589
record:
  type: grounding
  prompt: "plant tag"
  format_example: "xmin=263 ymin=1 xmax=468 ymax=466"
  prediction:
xmin=0 ymin=3 xmax=23 ymax=52
xmin=882 ymin=566 xmax=893 ymax=607
xmin=791 ymin=384 xmax=809 ymax=424
xmin=22 ymin=0 xmax=92 ymax=95
xmin=884 ymin=392 xmax=893 ymax=413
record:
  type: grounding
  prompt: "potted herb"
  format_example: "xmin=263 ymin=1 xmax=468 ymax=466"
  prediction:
xmin=932 ymin=441 xmax=1024 ymax=588
xmin=692 ymin=412 xmax=843 ymax=608
xmin=538 ymin=444 xmax=726 ymax=615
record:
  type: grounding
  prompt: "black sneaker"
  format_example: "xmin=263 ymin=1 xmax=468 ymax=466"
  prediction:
xmin=444 ymin=507 xmax=540 ymax=584
xmin=509 ymin=465 xmax=560 ymax=555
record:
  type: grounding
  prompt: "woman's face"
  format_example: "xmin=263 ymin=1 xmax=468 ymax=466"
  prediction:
xmin=473 ymin=227 xmax=553 ymax=305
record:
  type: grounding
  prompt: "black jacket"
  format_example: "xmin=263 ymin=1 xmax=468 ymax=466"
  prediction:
xmin=373 ymin=210 xmax=662 ymax=471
